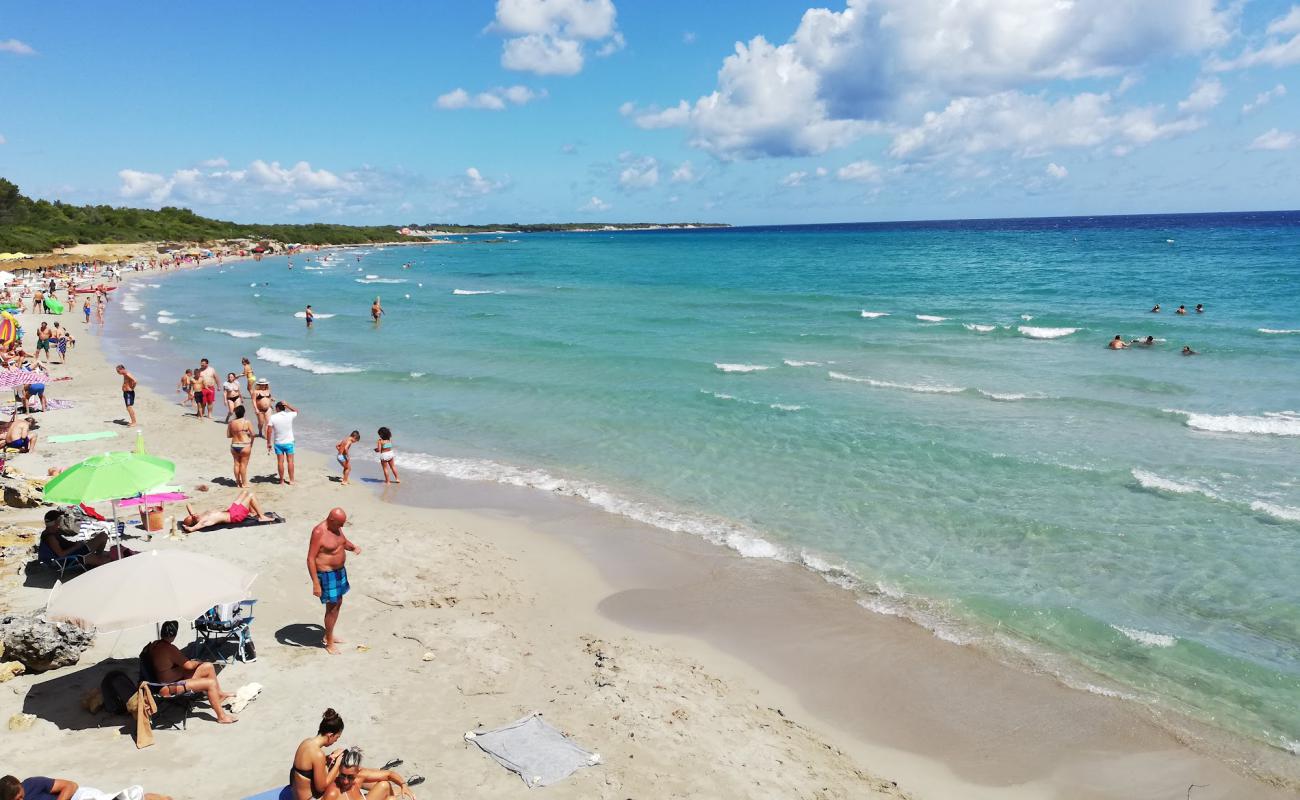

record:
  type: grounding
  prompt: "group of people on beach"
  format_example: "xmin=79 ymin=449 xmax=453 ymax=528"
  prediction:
xmin=1107 ymin=302 xmax=1205 ymax=354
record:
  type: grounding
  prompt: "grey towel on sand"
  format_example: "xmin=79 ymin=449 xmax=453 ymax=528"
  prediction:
xmin=466 ymin=713 xmax=600 ymax=788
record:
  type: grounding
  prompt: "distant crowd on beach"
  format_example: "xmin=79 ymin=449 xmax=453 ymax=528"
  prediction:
xmin=1108 ymin=302 xmax=1205 ymax=354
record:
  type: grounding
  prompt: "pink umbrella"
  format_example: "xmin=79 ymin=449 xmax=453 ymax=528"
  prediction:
xmin=0 ymin=369 xmax=49 ymax=389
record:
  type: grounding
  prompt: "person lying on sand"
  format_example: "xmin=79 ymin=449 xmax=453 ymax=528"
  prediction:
xmin=180 ymin=489 xmax=272 ymax=532
xmin=145 ymin=621 xmax=238 ymax=724
xmin=323 ymin=749 xmax=416 ymax=800
xmin=1 ymin=774 xmax=172 ymax=800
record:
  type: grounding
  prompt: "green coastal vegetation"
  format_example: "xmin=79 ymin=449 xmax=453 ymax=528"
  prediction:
xmin=0 ymin=179 xmax=727 ymax=252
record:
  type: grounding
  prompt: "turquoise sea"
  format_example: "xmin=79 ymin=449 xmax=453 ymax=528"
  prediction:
xmin=105 ymin=213 xmax=1299 ymax=757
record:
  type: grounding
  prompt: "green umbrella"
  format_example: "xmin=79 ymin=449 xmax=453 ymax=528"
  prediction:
xmin=43 ymin=452 xmax=176 ymax=505
xmin=43 ymin=452 xmax=176 ymax=554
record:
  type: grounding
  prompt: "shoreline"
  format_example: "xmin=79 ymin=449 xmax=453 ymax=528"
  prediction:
xmin=101 ymin=257 xmax=1298 ymax=797
xmin=0 ymin=258 xmax=1289 ymax=798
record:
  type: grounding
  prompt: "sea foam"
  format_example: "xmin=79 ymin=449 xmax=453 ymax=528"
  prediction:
xmin=452 ymin=289 xmax=497 ymax=295
xmin=1170 ymin=409 xmax=1300 ymax=437
xmin=962 ymin=323 xmax=997 ymax=333
xmin=915 ymin=314 xmax=947 ymax=322
xmin=860 ymin=310 xmax=890 ymax=318
xmin=355 ymin=278 xmax=407 ymax=284
xmin=293 ymin=311 xmax=336 ymax=319
xmin=782 ymin=359 xmax=822 ymax=367
xmin=204 ymin=327 xmax=262 ymax=339
xmin=1018 ymin=326 xmax=1079 ymax=339
xmin=1258 ymin=328 xmax=1300 ymax=335
xmin=829 ymin=371 xmax=962 ymax=394
xmin=715 ymin=363 xmax=770 ymax=373
xmin=1111 ymin=625 xmax=1178 ymax=648
xmin=256 ymin=347 xmax=362 ymax=375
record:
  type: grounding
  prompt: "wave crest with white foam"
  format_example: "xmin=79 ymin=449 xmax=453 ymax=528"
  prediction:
xmin=860 ymin=310 xmax=889 ymax=318
xmin=963 ymin=323 xmax=997 ymax=333
xmin=1258 ymin=328 xmax=1300 ymax=335
xmin=828 ymin=371 xmax=962 ymax=394
xmin=204 ymin=327 xmax=262 ymax=339
xmin=1018 ymin=326 xmax=1079 ymax=339
xmin=1112 ymin=625 xmax=1178 ymax=648
xmin=255 ymin=347 xmax=362 ymax=375
xmin=1169 ymin=409 xmax=1300 ymax=437
xmin=452 ymin=289 xmax=498 ymax=295
xmin=715 ymin=363 xmax=770 ymax=373
xmin=915 ymin=314 xmax=947 ymax=322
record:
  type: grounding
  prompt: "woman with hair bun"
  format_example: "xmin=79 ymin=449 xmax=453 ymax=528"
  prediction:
xmin=287 ymin=709 xmax=346 ymax=799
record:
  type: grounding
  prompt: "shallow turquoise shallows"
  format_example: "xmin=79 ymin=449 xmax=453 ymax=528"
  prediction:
xmin=109 ymin=214 xmax=1300 ymax=753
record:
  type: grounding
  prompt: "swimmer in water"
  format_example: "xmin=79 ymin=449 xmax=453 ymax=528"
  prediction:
xmin=1108 ymin=335 xmax=1129 ymax=350
xmin=1182 ymin=346 xmax=1198 ymax=355
xmin=1176 ymin=305 xmax=1187 ymax=315
xmin=1130 ymin=335 xmax=1156 ymax=346
xmin=1195 ymin=303 xmax=1204 ymax=313
xmin=1150 ymin=304 xmax=1161 ymax=313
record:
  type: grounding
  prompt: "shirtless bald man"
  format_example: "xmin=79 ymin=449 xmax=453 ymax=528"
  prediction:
xmin=307 ymin=508 xmax=360 ymax=654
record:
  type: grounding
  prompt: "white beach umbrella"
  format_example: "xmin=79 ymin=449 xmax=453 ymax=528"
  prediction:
xmin=46 ymin=550 xmax=257 ymax=633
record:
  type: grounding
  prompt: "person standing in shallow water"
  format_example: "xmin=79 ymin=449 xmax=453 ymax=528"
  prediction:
xmin=305 ymin=304 xmax=315 ymax=328
xmin=371 ymin=296 xmax=383 ymax=323
xmin=307 ymin=508 xmax=359 ymax=655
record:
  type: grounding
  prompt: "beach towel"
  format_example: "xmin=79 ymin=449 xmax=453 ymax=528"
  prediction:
xmin=130 ymin=683 xmax=157 ymax=749
xmin=200 ymin=511 xmax=286 ymax=532
xmin=466 ymin=712 xmax=600 ymax=788
xmin=0 ymin=399 xmax=74 ymax=414
xmin=71 ymin=786 xmax=147 ymax=800
xmin=47 ymin=431 xmax=118 ymax=444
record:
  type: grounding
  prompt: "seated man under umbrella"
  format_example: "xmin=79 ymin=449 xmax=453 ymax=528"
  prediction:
xmin=144 ymin=620 xmax=239 ymax=724
xmin=38 ymin=508 xmax=135 ymax=569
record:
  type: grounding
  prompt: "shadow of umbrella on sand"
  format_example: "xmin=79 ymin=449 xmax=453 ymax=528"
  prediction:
xmin=21 ymin=657 xmax=137 ymax=732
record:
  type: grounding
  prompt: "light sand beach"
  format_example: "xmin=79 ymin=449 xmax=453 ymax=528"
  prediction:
xmin=0 ymin=263 xmax=1293 ymax=800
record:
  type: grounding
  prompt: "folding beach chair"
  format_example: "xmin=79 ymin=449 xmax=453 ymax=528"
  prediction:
xmin=138 ymin=644 xmax=199 ymax=730
xmin=36 ymin=548 xmax=88 ymax=578
xmin=193 ymin=600 xmax=257 ymax=664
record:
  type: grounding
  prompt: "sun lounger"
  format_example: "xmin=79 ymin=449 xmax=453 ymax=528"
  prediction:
xmin=47 ymin=431 xmax=118 ymax=444
xmin=194 ymin=600 xmax=257 ymax=664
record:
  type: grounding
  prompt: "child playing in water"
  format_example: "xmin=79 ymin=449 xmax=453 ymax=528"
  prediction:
xmin=376 ymin=426 xmax=400 ymax=484
xmin=336 ymin=430 xmax=360 ymax=485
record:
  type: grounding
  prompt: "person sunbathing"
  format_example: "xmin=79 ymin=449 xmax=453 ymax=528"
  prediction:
xmin=1 ymin=774 xmax=172 ymax=800
xmin=37 ymin=509 xmax=132 ymax=568
xmin=180 ymin=489 xmax=272 ymax=532
xmin=323 ymin=749 xmax=416 ymax=800
xmin=289 ymin=708 xmax=346 ymax=800
xmin=145 ymin=620 xmax=238 ymax=724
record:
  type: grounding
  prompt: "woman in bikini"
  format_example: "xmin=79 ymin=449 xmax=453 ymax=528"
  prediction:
xmin=242 ymin=357 xmax=257 ymax=393
xmin=227 ymin=405 xmax=255 ymax=487
xmin=223 ymin=371 xmax=243 ymax=423
xmin=289 ymin=708 xmax=345 ymax=800
xmin=376 ymin=426 xmax=400 ymax=484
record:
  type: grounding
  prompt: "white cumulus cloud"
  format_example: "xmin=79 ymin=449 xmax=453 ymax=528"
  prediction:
xmin=889 ymin=91 xmax=1205 ymax=162
xmin=670 ymin=161 xmax=697 ymax=183
xmin=836 ymin=160 xmax=880 ymax=182
xmin=0 ymin=39 xmax=36 ymax=56
xmin=1242 ymin=83 xmax=1287 ymax=114
xmin=1177 ymin=78 xmax=1225 ymax=113
xmin=580 ymin=195 xmax=610 ymax=211
xmin=1211 ymin=6 xmax=1300 ymax=70
xmin=437 ymin=85 xmax=545 ymax=110
xmin=458 ymin=167 xmax=506 ymax=196
xmin=628 ymin=0 xmax=1229 ymax=160
xmin=1045 ymin=162 xmax=1068 ymax=179
xmin=493 ymin=0 xmax=622 ymax=76
xmin=1248 ymin=128 xmax=1297 ymax=151
xmin=617 ymin=154 xmax=659 ymax=189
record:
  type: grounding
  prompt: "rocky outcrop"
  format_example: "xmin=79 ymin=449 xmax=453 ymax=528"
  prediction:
xmin=0 ymin=469 xmax=43 ymax=508
xmin=0 ymin=613 xmax=94 ymax=672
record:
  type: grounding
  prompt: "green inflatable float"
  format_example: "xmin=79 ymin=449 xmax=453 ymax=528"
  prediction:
xmin=44 ymin=297 xmax=65 ymax=314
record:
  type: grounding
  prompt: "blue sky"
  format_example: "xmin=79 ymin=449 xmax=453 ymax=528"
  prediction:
xmin=1 ymin=0 xmax=1297 ymax=225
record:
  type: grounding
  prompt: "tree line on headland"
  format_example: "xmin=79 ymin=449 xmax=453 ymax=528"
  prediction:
xmin=0 ymin=179 xmax=726 ymax=252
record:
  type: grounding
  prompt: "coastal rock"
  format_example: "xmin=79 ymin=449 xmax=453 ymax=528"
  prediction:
xmin=0 ymin=661 xmax=24 ymax=682
xmin=8 ymin=712 xmax=35 ymax=731
xmin=0 ymin=613 xmax=95 ymax=673
xmin=0 ymin=471 xmax=43 ymax=508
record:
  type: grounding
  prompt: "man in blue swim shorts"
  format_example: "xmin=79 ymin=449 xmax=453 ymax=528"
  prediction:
xmin=266 ymin=400 xmax=298 ymax=485
xmin=307 ymin=507 xmax=359 ymax=655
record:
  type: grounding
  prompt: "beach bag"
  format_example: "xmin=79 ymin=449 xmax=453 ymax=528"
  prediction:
xmin=100 ymin=669 xmax=137 ymax=715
